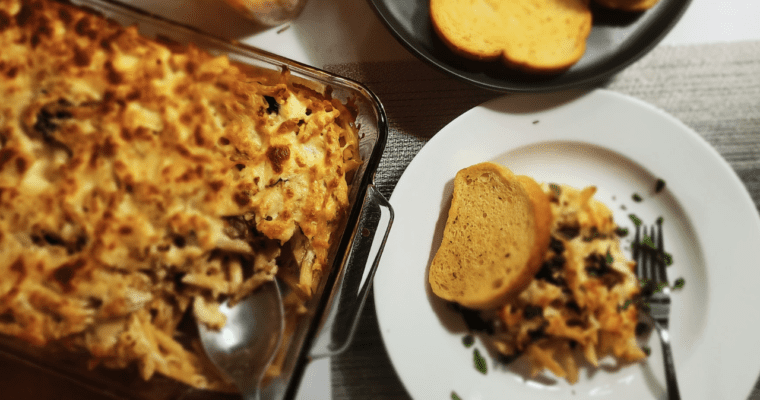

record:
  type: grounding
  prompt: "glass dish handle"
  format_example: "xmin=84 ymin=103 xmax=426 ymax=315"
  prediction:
xmin=309 ymin=184 xmax=393 ymax=358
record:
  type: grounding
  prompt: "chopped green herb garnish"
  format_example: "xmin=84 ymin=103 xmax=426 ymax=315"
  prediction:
xmin=451 ymin=392 xmax=462 ymax=400
xmin=549 ymin=183 xmax=561 ymax=199
xmin=655 ymin=178 xmax=666 ymax=193
xmin=664 ymin=252 xmax=673 ymax=266
xmin=473 ymin=349 xmax=487 ymax=375
xmin=656 ymin=216 xmax=664 ymax=225
xmin=462 ymin=335 xmax=474 ymax=348
xmin=642 ymin=234 xmax=655 ymax=249
xmin=615 ymin=227 xmax=629 ymax=237
xmin=642 ymin=346 xmax=652 ymax=356
xmin=632 ymin=193 xmax=643 ymax=202
xmin=605 ymin=253 xmax=614 ymax=264
xmin=673 ymin=277 xmax=685 ymax=289
xmin=629 ymin=214 xmax=642 ymax=227
xmin=621 ymin=299 xmax=633 ymax=310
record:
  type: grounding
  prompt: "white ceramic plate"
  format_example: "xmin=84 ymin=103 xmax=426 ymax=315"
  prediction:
xmin=373 ymin=89 xmax=760 ymax=400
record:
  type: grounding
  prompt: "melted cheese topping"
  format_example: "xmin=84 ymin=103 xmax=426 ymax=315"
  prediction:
xmin=0 ymin=0 xmax=361 ymax=389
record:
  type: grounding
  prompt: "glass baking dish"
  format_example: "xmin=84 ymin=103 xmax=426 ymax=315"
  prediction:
xmin=0 ymin=1 xmax=393 ymax=399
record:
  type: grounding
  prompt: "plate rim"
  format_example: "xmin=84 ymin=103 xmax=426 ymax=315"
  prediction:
xmin=373 ymin=88 xmax=760 ymax=399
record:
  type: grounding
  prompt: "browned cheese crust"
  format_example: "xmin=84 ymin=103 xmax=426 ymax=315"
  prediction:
xmin=0 ymin=0 xmax=361 ymax=389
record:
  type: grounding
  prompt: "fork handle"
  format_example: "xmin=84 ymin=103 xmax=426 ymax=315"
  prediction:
xmin=656 ymin=324 xmax=682 ymax=400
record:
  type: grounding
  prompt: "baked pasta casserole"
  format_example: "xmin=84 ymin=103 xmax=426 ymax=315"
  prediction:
xmin=484 ymin=184 xmax=646 ymax=383
xmin=0 ymin=0 xmax=361 ymax=390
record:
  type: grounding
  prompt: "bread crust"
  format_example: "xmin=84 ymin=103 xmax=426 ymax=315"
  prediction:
xmin=593 ymin=0 xmax=660 ymax=11
xmin=429 ymin=0 xmax=593 ymax=74
xmin=428 ymin=163 xmax=552 ymax=309
xmin=516 ymin=175 xmax=553 ymax=281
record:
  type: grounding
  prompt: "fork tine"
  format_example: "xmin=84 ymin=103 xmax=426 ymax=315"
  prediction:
xmin=642 ymin=225 xmax=651 ymax=281
xmin=655 ymin=222 xmax=667 ymax=285
xmin=647 ymin=225 xmax=658 ymax=284
xmin=634 ymin=224 xmax=642 ymax=278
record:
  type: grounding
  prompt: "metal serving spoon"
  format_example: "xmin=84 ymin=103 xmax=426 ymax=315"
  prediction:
xmin=198 ymin=279 xmax=284 ymax=400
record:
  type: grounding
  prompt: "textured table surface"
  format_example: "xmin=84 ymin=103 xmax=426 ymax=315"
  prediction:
xmin=326 ymin=40 xmax=760 ymax=400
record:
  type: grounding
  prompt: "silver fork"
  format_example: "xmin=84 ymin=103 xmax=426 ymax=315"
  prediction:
xmin=634 ymin=222 xmax=681 ymax=400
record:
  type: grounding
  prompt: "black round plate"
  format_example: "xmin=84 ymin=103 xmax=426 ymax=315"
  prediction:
xmin=366 ymin=0 xmax=692 ymax=92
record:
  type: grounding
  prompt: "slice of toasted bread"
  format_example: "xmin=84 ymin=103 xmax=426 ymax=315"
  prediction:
xmin=429 ymin=163 xmax=551 ymax=309
xmin=430 ymin=0 xmax=593 ymax=74
xmin=594 ymin=0 xmax=660 ymax=12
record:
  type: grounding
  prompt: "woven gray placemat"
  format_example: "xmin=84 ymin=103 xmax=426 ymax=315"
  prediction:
xmin=325 ymin=40 xmax=760 ymax=400
xmin=327 ymin=41 xmax=760 ymax=209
